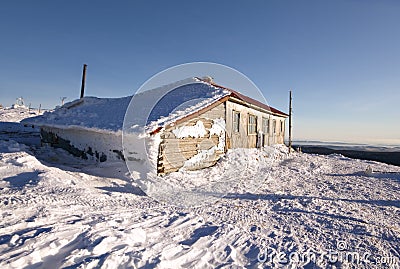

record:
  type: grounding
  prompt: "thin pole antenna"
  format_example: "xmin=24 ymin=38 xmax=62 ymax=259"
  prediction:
xmin=80 ymin=64 xmax=87 ymax=99
xmin=288 ymin=90 xmax=293 ymax=153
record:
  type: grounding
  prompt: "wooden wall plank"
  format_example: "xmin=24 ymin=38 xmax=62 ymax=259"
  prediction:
xmin=158 ymin=102 xmax=226 ymax=175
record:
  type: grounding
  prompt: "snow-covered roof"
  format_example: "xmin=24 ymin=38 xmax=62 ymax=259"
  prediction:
xmin=22 ymin=77 xmax=287 ymax=134
xmin=212 ymin=83 xmax=288 ymax=117
xmin=22 ymin=78 xmax=225 ymax=133
xmin=22 ymin=96 xmax=132 ymax=133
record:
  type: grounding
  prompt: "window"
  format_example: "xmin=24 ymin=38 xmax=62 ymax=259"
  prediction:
xmin=273 ymin=119 xmax=276 ymax=134
xmin=280 ymin=121 xmax=284 ymax=133
xmin=262 ymin=117 xmax=269 ymax=134
xmin=248 ymin=114 xmax=257 ymax=135
xmin=233 ymin=111 xmax=240 ymax=133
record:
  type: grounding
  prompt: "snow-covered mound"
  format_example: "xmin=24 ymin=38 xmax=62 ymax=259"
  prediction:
xmin=0 ymin=106 xmax=43 ymax=147
xmin=0 ymin=138 xmax=399 ymax=268
xmin=147 ymin=145 xmax=290 ymax=206
xmin=0 ymin=106 xmax=43 ymax=123
xmin=22 ymin=78 xmax=230 ymax=133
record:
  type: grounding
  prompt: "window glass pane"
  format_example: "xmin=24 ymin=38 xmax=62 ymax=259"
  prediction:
xmin=248 ymin=115 xmax=257 ymax=134
xmin=233 ymin=111 xmax=240 ymax=132
xmin=262 ymin=117 xmax=269 ymax=134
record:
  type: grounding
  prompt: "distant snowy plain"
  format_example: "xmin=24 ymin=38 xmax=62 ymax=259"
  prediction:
xmin=0 ymin=107 xmax=399 ymax=268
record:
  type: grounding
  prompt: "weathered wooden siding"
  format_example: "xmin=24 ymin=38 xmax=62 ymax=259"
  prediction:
xmin=158 ymin=103 xmax=226 ymax=175
xmin=225 ymin=99 xmax=286 ymax=149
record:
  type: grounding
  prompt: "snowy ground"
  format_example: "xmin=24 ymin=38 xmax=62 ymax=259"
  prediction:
xmin=0 ymin=106 xmax=44 ymax=123
xmin=0 ymin=107 xmax=399 ymax=268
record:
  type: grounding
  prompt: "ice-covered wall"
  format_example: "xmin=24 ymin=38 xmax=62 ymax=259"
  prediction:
xmin=41 ymin=127 xmax=123 ymax=162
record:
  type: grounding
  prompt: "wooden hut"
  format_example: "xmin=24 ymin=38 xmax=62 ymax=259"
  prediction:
xmin=23 ymin=77 xmax=288 ymax=175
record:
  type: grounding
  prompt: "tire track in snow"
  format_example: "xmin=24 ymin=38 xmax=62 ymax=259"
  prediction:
xmin=0 ymin=183 xmax=157 ymax=212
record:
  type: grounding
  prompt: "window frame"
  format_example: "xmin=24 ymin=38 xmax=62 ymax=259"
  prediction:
xmin=273 ymin=119 xmax=277 ymax=134
xmin=233 ymin=111 xmax=240 ymax=133
xmin=262 ymin=117 xmax=269 ymax=134
xmin=248 ymin=114 xmax=257 ymax=135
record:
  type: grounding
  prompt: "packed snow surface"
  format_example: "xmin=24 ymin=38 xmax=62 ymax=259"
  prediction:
xmin=1 ymin=108 xmax=400 ymax=268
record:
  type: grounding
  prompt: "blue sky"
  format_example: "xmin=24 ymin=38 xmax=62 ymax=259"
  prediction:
xmin=1 ymin=1 xmax=399 ymax=144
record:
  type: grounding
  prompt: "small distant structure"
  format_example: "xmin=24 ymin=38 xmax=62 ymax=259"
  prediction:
xmin=202 ymin=76 xmax=214 ymax=83
xmin=16 ymin=97 xmax=25 ymax=106
xmin=23 ymin=77 xmax=288 ymax=174
xmin=11 ymin=97 xmax=27 ymax=109
xmin=60 ymin=97 xmax=67 ymax=106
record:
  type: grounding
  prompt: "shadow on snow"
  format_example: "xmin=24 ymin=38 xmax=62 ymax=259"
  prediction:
xmin=3 ymin=171 xmax=43 ymax=189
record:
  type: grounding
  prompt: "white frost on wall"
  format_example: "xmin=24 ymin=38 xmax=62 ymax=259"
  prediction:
xmin=182 ymin=118 xmax=226 ymax=170
xmin=41 ymin=127 xmax=123 ymax=162
xmin=209 ymin=118 xmax=225 ymax=136
xmin=209 ymin=118 xmax=226 ymax=151
xmin=172 ymin=121 xmax=207 ymax=139
xmin=182 ymin=146 xmax=217 ymax=170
